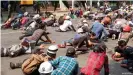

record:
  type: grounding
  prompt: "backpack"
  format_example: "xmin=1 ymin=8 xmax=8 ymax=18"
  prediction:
xmin=21 ymin=17 xmax=29 ymax=25
xmin=8 ymin=45 xmax=26 ymax=57
xmin=81 ymin=52 xmax=106 ymax=75
xmin=11 ymin=18 xmax=21 ymax=29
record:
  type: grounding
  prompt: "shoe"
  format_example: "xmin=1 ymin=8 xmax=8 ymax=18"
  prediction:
xmin=10 ymin=62 xmax=16 ymax=69
xmin=10 ymin=62 xmax=22 ymax=69
xmin=1 ymin=47 xmax=5 ymax=57
xmin=1 ymin=47 xmax=9 ymax=57
xmin=112 ymin=34 xmax=116 ymax=40
xmin=57 ymin=44 xmax=66 ymax=48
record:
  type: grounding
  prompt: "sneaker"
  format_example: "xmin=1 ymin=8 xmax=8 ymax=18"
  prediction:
xmin=112 ymin=34 xmax=116 ymax=40
xmin=57 ymin=44 xmax=66 ymax=48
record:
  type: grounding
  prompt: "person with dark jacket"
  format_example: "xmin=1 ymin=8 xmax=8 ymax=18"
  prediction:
xmin=112 ymin=40 xmax=133 ymax=72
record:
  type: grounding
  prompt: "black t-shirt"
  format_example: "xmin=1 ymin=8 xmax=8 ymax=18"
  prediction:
xmin=115 ymin=46 xmax=133 ymax=60
xmin=123 ymin=46 xmax=133 ymax=60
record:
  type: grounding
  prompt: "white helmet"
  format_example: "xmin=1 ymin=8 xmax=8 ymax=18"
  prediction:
xmin=38 ymin=61 xmax=53 ymax=74
xmin=33 ymin=14 xmax=40 ymax=20
xmin=65 ymin=16 xmax=70 ymax=20
xmin=47 ymin=45 xmax=58 ymax=54
xmin=50 ymin=15 xmax=54 ymax=18
xmin=83 ymin=20 xmax=87 ymax=23
xmin=24 ymin=12 xmax=28 ymax=16
xmin=84 ymin=23 xmax=88 ymax=27
xmin=77 ymin=28 xmax=83 ymax=33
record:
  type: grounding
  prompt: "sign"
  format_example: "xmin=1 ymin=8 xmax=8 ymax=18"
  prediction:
xmin=20 ymin=0 xmax=33 ymax=5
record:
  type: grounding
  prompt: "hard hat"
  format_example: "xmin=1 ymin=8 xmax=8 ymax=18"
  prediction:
xmin=65 ymin=16 xmax=71 ymax=20
xmin=38 ymin=61 xmax=53 ymax=74
xmin=123 ymin=25 xmax=131 ymax=32
xmin=83 ymin=20 xmax=87 ymax=23
xmin=77 ymin=28 xmax=83 ymax=33
xmin=50 ymin=15 xmax=54 ymax=18
xmin=84 ymin=23 xmax=88 ymax=27
xmin=47 ymin=45 xmax=58 ymax=54
xmin=24 ymin=12 xmax=28 ymax=16
xmin=33 ymin=14 xmax=40 ymax=20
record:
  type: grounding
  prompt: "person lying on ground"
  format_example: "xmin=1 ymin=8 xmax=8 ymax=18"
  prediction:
xmin=9 ymin=45 xmax=58 ymax=75
xmin=57 ymin=31 xmax=101 ymax=49
xmin=21 ymin=23 xmax=54 ymax=46
xmin=11 ymin=14 xmax=23 ymax=30
xmin=20 ymin=12 xmax=30 ymax=27
xmin=58 ymin=28 xmax=88 ymax=51
xmin=50 ymin=47 xmax=79 ymax=75
xmin=42 ymin=15 xmax=57 ymax=27
xmin=81 ymin=44 xmax=109 ymax=75
xmin=19 ymin=16 xmax=45 ymax=40
xmin=55 ymin=16 xmax=76 ymax=32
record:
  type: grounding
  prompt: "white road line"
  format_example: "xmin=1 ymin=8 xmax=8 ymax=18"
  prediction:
xmin=1 ymin=31 xmax=22 ymax=35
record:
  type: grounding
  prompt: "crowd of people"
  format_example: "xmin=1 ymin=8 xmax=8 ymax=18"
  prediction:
xmin=1 ymin=2 xmax=133 ymax=75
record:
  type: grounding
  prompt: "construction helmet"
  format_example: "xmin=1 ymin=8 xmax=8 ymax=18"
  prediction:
xmin=38 ymin=61 xmax=53 ymax=74
xmin=123 ymin=25 xmax=131 ymax=32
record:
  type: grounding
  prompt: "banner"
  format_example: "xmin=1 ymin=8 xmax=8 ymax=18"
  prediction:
xmin=20 ymin=0 xmax=33 ymax=5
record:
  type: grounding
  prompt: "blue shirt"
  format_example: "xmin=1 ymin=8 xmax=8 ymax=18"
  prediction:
xmin=50 ymin=56 xmax=79 ymax=75
xmin=91 ymin=21 xmax=108 ymax=38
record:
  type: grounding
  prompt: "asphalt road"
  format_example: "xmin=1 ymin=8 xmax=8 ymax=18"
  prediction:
xmin=1 ymin=18 xmax=133 ymax=75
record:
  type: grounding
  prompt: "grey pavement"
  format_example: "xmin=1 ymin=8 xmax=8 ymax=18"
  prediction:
xmin=1 ymin=19 xmax=133 ymax=75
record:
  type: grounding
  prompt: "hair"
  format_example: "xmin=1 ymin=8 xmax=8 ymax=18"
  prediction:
xmin=66 ymin=47 xmax=76 ymax=57
xmin=90 ymin=32 xmax=96 ymax=37
xmin=116 ymin=14 xmax=123 ymax=18
xmin=92 ymin=44 xmax=107 ymax=53
xmin=118 ymin=40 xmax=127 ymax=47
xmin=38 ymin=24 xmax=46 ymax=29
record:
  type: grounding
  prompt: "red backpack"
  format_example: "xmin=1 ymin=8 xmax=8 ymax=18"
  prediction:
xmin=81 ymin=52 xmax=106 ymax=75
xmin=21 ymin=17 xmax=28 ymax=25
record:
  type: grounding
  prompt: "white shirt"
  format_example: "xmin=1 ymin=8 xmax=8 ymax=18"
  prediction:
xmin=59 ymin=20 xmax=72 ymax=31
xmin=129 ymin=21 xmax=133 ymax=26
xmin=26 ymin=21 xmax=36 ymax=30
